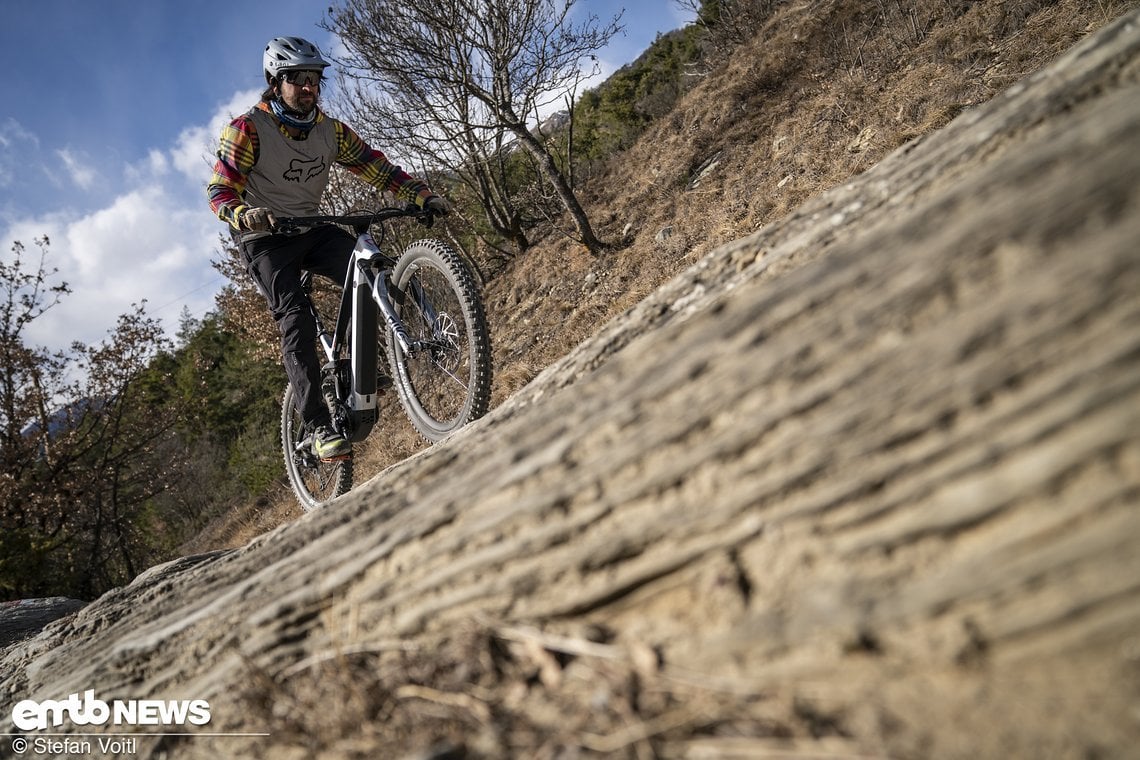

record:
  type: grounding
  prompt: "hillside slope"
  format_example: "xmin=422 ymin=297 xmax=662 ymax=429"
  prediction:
xmin=4 ymin=9 xmax=1140 ymax=760
xmin=187 ymin=0 xmax=1139 ymax=552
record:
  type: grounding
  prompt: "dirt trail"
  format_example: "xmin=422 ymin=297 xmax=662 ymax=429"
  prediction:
xmin=3 ymin=11 xmax=1140 ymax=759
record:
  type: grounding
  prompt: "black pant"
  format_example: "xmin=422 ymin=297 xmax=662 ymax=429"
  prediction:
xmin=238 ymin=226 xmax=354 ymax=428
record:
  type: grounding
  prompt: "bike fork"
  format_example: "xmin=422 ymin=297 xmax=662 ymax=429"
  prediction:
xmin=372 ymin=271 xmax=416 ymax=353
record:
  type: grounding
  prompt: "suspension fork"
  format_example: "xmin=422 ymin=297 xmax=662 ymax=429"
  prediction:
xmin=372 ymin=269 xmax=416 ymax=353
xmin=374 ymin=268 xmax=442 ymax=352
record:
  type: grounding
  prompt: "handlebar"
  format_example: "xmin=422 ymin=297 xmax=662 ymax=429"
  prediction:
xmin=274 ymin=204 xmax=436 ymax=235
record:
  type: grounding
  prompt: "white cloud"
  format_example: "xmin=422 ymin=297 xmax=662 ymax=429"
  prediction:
xmin=0 ymin=118 xmax=40 ymax=191
xmin=16 ymin=186 xmax=222 ymax=352
xmin=0 ymin=118 xmax=38 ymax=151
xmin=56 ymin=148 xmax=98 ymax=191
xmin=172 ymin=88 xmax=260 ymax=182
xmin=126 ymin=149 xmax=170 ymax=183
xmin=326 ymin=35 xmax=351 ymax=61
xmin=1 ymin=91 xmax=265 ymax=354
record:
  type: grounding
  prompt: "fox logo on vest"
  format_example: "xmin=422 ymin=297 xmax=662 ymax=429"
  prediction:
xmin=283 ymin=156 xmax=326 ymax=183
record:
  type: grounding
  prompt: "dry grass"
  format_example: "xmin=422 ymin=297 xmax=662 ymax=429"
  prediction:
xmin=477 ymin=0 xmax=1137 ymax=401
xmin=232 ymin=616 xmax=811 ymax=759
xmin=188 ymin=0 xmax=1139 ymax=550
xmin=180 ymin=486 xmax=296 ymax=553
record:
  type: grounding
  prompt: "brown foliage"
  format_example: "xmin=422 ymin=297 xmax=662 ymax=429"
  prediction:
xmin=1 ymin=239 xmax=182 ymax=598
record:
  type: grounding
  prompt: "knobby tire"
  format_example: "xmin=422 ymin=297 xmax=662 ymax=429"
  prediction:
xmin=281 ymin=383 xmax=353 ymax=512
xmin=388 ymin=239 xmax=492 ymax=442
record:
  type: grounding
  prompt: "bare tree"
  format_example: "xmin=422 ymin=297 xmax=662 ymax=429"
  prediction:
xmin=674 ymin=0 xmax=781 ymax=60
xmin=324 ymin=0 xmax=623 ymax=255
xmin=0 ymin=238 xmax=75 ymax=586
xmin=329 ymin=77 xmax=533 ymax=260
xmin=0 ymin=239 xmax=179 ymax=598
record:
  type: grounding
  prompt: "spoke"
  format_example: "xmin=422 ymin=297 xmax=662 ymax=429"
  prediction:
xmin=406 ymin=338 xmax=468 ymax=389
xmin=427 ymin=354 xmax=469 ymax=391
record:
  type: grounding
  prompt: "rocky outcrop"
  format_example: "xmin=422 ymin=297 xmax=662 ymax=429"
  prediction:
xmin=0 ymin=600 xmax=85 ymax=649
xmin=3 ymin=11 xmax=1139 ymax=759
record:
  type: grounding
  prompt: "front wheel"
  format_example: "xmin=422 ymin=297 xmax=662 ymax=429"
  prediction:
xmin=388 ymin=239 xmax=492 ymax=441
xmin=281 ymin=383 xmax=353 ymax=511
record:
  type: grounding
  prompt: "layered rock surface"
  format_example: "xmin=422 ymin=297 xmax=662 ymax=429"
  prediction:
xmin=3 ymin=11 xmax=1140 ymax=759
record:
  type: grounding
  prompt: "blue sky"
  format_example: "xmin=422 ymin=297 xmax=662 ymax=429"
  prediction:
xmin=0 ymin=0 xmax=692 ymax=353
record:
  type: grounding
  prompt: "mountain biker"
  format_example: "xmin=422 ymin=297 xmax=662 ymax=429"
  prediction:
xmin=207 ymin=36 xmax=448 ymax=462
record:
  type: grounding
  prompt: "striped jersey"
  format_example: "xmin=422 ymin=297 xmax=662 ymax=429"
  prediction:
xmin=207 ymin=101 xmax=433 ymax=235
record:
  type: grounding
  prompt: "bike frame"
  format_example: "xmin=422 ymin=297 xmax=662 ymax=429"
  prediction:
xmin=288 ymin=208 xmax=438 ymax=443
xmin=280 ymin=205 xmax=491 ymax=509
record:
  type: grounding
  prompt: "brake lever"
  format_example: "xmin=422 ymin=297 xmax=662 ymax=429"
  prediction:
xmin=273 ymin=218 xmax=302 ymax=235
xmin=410 ymin=203 xmax=438 ymax=228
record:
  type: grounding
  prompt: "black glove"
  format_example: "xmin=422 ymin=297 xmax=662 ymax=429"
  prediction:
xmin=240 ymin=207 xmax=277 ymax=232
xmin=417 ymin=195 xmax=448 ymax=228
xmin=424 ymin=195 xmax=449 ymax=217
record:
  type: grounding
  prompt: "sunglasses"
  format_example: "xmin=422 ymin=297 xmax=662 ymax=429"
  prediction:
xmin=281 ymin=70 xmax=322 ymax=86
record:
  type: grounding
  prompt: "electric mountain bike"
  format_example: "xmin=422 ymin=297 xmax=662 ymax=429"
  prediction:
xmin=276 ymin=205 xmax=492 ymax=511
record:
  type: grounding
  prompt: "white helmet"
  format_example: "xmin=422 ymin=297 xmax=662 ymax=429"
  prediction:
xmin=263 ymin=37 xmax=331 ymax=83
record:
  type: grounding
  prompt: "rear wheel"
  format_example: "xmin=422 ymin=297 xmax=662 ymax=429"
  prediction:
xmin=388 ymin=239 xmax=492 ymax=441
xmin=281 ymin=383 xmax=353 ymax=511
